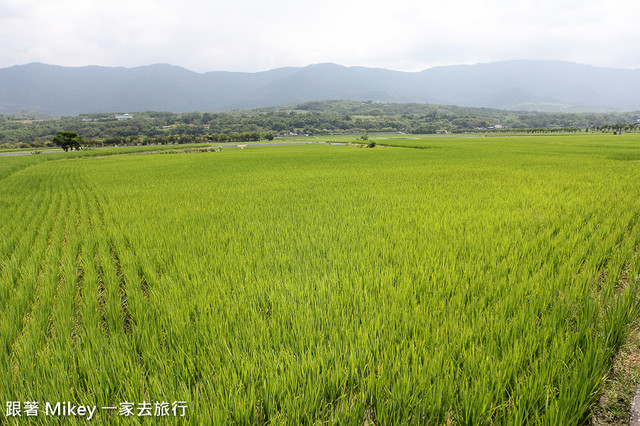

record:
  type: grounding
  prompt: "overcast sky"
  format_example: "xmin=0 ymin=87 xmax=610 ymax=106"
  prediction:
xmin=1 ymin=0 xmax=639 ymax=73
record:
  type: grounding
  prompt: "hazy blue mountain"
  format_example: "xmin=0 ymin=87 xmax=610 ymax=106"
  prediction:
xmin=1 ymin=60 xmax=639 ymax=115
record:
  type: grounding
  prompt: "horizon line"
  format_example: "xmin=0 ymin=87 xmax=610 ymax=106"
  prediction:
xmin=2 ymin=59 xmax=638 ymax=74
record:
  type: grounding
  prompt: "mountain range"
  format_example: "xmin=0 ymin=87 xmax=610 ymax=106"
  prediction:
xmin=1 ymin=61 xmax=639 ymax=116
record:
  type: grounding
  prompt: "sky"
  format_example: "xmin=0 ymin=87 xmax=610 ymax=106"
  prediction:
xmin=1 ymin=0 xmax=639 ymax=73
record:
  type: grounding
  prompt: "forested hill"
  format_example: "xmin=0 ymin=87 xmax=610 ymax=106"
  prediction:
xmin=2 ymin=100 xmax=639 ymax=148
xmin=1 ymin=61 xmax=640 ymax=115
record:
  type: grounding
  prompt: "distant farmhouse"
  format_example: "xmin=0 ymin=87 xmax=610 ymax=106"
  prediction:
xmin=115 ymin=113 xmax=133 ymax=121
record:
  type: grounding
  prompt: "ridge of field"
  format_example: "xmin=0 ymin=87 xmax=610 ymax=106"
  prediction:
xmin=1 ymin=135 xmax=640 ymax=423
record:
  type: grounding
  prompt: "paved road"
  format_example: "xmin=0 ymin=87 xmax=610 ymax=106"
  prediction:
xmin=0 ymin=142 xmax=346 ymax=157
xmin=230 ymin=142 xmax=346 ymax=147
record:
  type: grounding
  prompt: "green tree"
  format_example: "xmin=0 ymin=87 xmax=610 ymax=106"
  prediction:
xmin=52 ymin=131 xmax=83 ymax=151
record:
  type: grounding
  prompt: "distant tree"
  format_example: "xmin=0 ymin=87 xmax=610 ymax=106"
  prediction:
xmin=52 ymin=130 xmax=83 ymax=151
xmin=180 ymin=112 xmax=202 ymax=125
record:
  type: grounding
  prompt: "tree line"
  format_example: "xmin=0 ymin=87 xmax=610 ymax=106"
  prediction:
xmin=1 ymin=100 xmax=639 ymax=148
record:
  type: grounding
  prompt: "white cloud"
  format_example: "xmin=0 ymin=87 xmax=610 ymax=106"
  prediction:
xmin=1 ymin=0 xmax=639 ymax=72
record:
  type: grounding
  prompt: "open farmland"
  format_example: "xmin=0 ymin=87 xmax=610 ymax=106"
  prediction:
xmin=1 ymin=135 xmax=640 ymax=424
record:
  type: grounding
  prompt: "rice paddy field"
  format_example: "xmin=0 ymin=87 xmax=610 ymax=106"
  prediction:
xmin=1 ymin=134 xmax=640 ymax=424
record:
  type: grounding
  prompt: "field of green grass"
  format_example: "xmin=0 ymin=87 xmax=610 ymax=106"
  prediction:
xmin=1 ymin=135 xmax=640 ymax=424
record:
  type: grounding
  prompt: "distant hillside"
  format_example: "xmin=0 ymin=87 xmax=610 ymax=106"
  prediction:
xmin=1 ymin=61 xmax=639 ymax=115
xmin=2 ymin=99 xmax=639 ymax=148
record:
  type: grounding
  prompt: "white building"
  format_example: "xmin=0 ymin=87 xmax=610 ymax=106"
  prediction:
xmin=115 ymin=113 xmax=133 ymax=121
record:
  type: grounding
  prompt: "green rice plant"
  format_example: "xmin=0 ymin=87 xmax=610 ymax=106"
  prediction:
xmin=1 ymin=135 xmax=640 ymax=424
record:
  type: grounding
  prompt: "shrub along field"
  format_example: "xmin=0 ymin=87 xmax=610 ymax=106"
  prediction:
xmin=1 ymin=135 xmax=640 ymax=424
